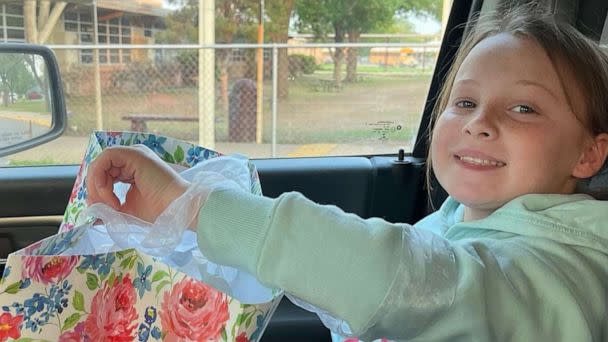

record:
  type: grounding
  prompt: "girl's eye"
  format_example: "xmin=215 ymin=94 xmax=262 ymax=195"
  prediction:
xmin=455 ymin=100 xmax=475 ymax=108
xmin=511 ymin=105 xmax=536 ymax=114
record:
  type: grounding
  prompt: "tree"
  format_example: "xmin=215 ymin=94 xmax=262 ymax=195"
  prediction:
xmin=158 ymin=0 xmax=258 ymax=113
xmin=265 ymin=0 xmax=296 ymax=99
xmin=23 ymin=0 xmax=65 ymax=111
xmin=398 ymin=0 xmax=442 ymax=21
xmin=296 ymin=0 xmax=440 ymax=85
xmin=154 ymin=0 xmax=199 ymax=44
xmin=295 ymin=0 xmax=350 ymax=88
xmin=23 ymin=0 xmax=68 ymax=44
xmin=0 ymin=55 xmax=36 ymax=107
xmin=158 ymin=1 xmax=298 ymax=101
xmin=344 ymin=0 xmax=401 ymax=82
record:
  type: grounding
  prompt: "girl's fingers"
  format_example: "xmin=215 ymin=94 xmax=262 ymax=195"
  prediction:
xmin=87 ymin=147 xmax=133 ymax=209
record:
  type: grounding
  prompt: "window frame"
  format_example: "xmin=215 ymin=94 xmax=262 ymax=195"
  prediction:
xmin=0 ymin=4 xmax=25 ymax=43
xmin=64 ymin=10 xmax=132 ymax=65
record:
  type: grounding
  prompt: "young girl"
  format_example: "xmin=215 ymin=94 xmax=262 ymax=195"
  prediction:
xmin=86 ymin=6 xmax=608 ymax=342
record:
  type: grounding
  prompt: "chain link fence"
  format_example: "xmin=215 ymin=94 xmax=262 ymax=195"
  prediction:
xmin=33 ymin=43 xmax=439 ymax=162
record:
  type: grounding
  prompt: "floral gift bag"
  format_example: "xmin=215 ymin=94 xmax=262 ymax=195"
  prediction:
xmin=0 ymin=131 xmax=282 ymax=342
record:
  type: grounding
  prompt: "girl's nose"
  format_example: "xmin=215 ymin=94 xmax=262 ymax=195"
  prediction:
xmin=462 ymin=108 xmax=498 ymax=139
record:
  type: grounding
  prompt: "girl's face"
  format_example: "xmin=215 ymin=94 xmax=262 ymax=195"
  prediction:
xmin=431 ymin=33 xmax=594 ymax=221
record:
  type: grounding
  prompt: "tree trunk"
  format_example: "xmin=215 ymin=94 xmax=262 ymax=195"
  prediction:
xmin=25 ymin=55 xmax=51 ymax=112
xmin=38 ymin=0 xmax=50 ymax=29
xmin=333 ymin=25 xmax=344 ymax=89
xmin=265 ymin=0 xmax=295 ymax=99
xmin=220 ymin=67 xmax=229 ymax=115
xmin=345 ymin=30 xmax=359 ymax=83
xmin=217 ymin=51 xmax=230 ymax=116
xmin=2 ymin=77 xmax=8 ymax=107
xmin=277 ymin=47 xmax=290 ymax=98
xmin=24 ymin=0 xmax=38 ymax=43
xmin=269 ymin=0 xmax=295 ymax=99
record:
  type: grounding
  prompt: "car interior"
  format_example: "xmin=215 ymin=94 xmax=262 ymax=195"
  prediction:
xmin=1 ymin=0 xmax=607 ymax=340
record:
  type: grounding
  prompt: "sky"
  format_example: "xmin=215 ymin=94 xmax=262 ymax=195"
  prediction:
xmin=407 ymin=14 xmax=442 ymax=34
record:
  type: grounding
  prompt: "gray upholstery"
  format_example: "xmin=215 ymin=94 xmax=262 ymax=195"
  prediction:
xmin=577 ymin=165 xmax=608 ymax=199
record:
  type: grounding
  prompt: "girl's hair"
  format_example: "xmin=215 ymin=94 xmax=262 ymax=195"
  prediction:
xmin=426 ymin=2 xmax=608 ymax=205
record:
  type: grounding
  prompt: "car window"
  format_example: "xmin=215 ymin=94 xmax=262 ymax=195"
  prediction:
xmin=0 ymin=1 xmax=451 ymax=166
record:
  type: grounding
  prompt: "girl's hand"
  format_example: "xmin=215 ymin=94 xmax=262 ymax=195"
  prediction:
xmin=86 ymin=145 xmax=189 ymax=223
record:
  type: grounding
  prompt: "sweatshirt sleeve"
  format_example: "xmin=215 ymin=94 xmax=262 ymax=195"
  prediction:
xmin=196 ymin=188 xmax=458 ymax=338
xmin=196 ymin=188 xmax=606 ymax=341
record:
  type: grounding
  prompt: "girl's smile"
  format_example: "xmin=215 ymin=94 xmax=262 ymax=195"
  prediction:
xmin=453 ymin=149 xmax=507 ymax=169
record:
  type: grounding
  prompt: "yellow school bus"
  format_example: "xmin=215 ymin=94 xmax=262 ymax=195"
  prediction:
xmin=369 ymin=47 xmax=417 ymax=67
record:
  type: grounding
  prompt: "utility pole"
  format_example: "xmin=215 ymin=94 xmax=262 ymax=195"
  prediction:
xmin=255 ymin=0 xmax=264 ymax=144
xmin=93 ymin=1 xmax=103 ymax=131
xmin=199 ymin=0 xmax=215 ymax=148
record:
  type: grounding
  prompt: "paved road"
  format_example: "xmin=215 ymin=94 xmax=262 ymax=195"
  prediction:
xmin=0 ymin=116 xmax=49 ymax=149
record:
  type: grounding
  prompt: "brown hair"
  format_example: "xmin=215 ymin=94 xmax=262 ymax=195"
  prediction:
xmin=426 ymin=3 xmax=608 ymax=205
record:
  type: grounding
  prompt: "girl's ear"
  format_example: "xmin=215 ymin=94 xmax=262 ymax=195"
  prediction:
xmin=572 ymin=133 xmax=608 ymax=179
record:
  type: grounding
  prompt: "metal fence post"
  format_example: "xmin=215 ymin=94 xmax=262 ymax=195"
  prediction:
xmin=271 ymin=44 xmax=278 ymax=157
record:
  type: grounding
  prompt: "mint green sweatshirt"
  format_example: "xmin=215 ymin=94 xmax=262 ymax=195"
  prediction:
xmin=197 ymin=190 xmax=608 ymax=341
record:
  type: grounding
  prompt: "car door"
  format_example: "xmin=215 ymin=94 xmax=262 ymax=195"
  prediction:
xmin=0 ymin=0 xmax=479 ymax=341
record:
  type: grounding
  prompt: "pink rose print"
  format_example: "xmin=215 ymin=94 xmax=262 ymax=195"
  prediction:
xmin=60 ymin=222 xmax=76 ymax=232
xmin=160 ymin=277 xmax=229 ymax=341
xmin=85 ymin=274 xmax=138 ymax=341
xmin=22 ymin=256 xmax=78 ymax=285
xmin=0 ymin=313 xmax=23 ymax=342
xmin=236 ymin=332 xmax=250 ymax=342
xmin=59 ymin=322 xmax=90 ymax=342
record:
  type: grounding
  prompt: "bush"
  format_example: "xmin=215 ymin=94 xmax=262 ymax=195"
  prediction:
xmin=288 ymin=54 xmax=317 ymax=78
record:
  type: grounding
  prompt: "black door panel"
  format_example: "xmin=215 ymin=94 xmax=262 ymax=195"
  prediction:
xmin=0 ymin=165 xmax=75 ymax=217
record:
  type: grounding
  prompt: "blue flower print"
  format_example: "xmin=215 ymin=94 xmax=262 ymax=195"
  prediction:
xmin=138 ymin=323 xmax=150 ymax=342
xmin=2 ymin=265 xmax=10 ymax=278
xmin=19 ymin=278 xmax=31 ymax=289
xmin=143 ymin=135 xmax=167 ymax=155
xmin=77 ymin=179 xmax=87 ymax=200
xmin=36 ymin=229 xmax=81 ymax=256
xmin=23 ymin=294 xmax=46 ymax=317
xmin=98 ymin=253 xmax=115 ymax=276
xmin=78 ymin=253 xmax=115 ymax=277
xmin=186 ymin=146 xmax=204 ymax=164
xmin=79 ymin=255 xmax=103 ymax=271
xmin=106 ymin=134 xmax=118 ymax=146
xmin=144 ymin=306 xmax=157 ymax=324
xmin=8 ymin=281 xmax=73 ymax=333
xmin=151 ymin=326 xmax=161 ymax=339
xmin=186 ymin=146 xmax=216 ymax=165
xmin=133 ymin=262 xmax=152 ymax=298
xmin=84 ymin=143 xmax=98 ymax=164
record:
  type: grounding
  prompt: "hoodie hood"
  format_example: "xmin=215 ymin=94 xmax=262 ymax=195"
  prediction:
xmin=426 ymin=193 xmax=608 ymax=253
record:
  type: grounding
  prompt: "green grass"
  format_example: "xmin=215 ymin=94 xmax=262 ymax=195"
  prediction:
xmin=5 ymin=100 xmax=48 ymax=113
xmin=270 ymin=124 xmax=417 ymax=144
xmin=63 ymin=72 xmax=431 ymax=146
xmin=316 ymin=63 xmax=433 ymax=74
